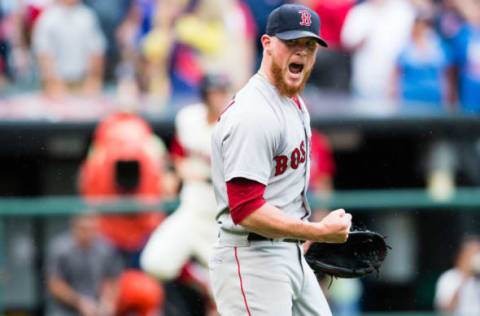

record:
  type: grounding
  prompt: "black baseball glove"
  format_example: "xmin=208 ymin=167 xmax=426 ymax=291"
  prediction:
xmin=305 ymin=230 xmax=390 ymax=278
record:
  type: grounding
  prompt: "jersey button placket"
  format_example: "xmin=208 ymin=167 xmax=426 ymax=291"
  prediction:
xmin=292 ymin=98 xmax=312 ymax=218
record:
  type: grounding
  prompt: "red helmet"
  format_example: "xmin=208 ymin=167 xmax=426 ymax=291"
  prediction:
xmin=116 ymin=269 xmax=164 ymax=316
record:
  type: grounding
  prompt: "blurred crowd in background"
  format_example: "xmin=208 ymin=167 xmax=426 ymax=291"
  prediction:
xmin=0 ymin=0 xmax=480 ymax=115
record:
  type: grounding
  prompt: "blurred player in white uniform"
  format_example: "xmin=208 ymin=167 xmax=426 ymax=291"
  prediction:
xmin=140 ymin=73 xmax=231 ymax=281
xmin=209 ymin=4 xmax=352 ymax=316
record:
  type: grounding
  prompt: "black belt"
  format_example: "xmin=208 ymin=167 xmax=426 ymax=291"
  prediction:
xmin=247 ymin=232 xmax=304 ymax=244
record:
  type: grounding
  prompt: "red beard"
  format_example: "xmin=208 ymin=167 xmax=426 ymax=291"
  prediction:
xmin=271 ymin=58 xmax=312 ymax=97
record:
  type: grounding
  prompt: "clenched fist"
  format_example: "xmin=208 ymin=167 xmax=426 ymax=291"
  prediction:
xmin=312 ymin=209 xmax=352 ymax=243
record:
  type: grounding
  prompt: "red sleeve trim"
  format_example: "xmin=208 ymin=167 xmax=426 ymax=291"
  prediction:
xmin=170 ymin=134 xmax=187 ymax=159
xmin=226 ymin=178 xmax=266 ymax=225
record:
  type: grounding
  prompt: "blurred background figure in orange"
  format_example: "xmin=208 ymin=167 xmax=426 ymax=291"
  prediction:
xmin=434 ymin=235 xmax=480 ymax=315
xmin=32 ymin=0 xmax=106 ymax=97
xmin=79 ymin=112 xmax=169 ymax=268
xmin=116 ymin=269 xmax=165 ymax=316
xmin=45 ymin=212 xmax=124 ymax=316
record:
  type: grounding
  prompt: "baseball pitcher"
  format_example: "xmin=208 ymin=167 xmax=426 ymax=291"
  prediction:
xmin=210 ymin=4 xmax=352 ymax=316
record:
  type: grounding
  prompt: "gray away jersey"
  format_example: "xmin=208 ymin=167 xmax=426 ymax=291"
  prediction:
xmin=211 ymin=74 xmax=312 ymax=234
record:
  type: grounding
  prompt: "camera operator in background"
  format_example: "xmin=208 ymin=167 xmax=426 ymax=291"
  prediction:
xmin=434 ymin=235 xmax=480 ymax=315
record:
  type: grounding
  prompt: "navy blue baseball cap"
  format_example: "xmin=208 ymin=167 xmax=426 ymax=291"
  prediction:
xmin=266 ymin=4 xmax=328 ymax=47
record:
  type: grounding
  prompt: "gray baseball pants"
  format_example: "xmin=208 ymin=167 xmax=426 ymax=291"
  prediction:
xmin=209 ymin=229 xmax=332 ymax=316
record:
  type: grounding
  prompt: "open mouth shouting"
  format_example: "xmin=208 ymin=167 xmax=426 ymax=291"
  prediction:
xmin=287 ymin=62 xmax=304 ymax=80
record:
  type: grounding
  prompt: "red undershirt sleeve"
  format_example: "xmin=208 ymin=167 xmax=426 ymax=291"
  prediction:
xmin=226 ymin=177 xmax=267 ymax=225
xmin=170 ymin=134 xmax=187 ymax=160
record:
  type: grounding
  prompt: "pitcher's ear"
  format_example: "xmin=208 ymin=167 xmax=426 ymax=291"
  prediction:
xmin=261 ymin=35 xmax=273 ymax=55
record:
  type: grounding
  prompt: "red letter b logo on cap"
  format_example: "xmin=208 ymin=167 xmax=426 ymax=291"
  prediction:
xmin=299 ymin=10 xmax=312 ymax=26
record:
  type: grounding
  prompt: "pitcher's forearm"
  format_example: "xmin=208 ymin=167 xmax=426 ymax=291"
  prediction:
xmin=239 ymin=202 xmax=324 ymax=240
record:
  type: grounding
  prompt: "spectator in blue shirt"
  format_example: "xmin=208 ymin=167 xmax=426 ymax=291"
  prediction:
xmin=395 ymin=7 xmax=455 ymax=112
xmin=451 ymin=10 xmax=480 ymax=113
